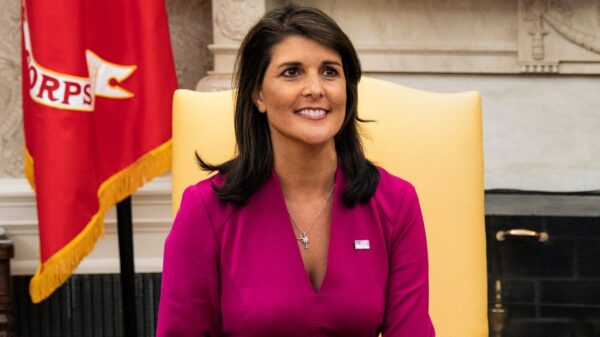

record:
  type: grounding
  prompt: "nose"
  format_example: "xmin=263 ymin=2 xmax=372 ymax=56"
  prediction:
xmin=301 ymin=71 xmax=324 ymax=98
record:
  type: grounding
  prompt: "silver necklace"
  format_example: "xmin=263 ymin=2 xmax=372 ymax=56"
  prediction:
xmin=286 ymin=184 xmax=335 ymax=249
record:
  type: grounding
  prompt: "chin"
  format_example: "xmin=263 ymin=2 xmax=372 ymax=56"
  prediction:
xmin=298 ymin=135 xmax=336 ymax=147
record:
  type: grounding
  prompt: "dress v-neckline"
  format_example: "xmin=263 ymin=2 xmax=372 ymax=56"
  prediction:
xmin=271 ymin=167 xmax=340 ymax=295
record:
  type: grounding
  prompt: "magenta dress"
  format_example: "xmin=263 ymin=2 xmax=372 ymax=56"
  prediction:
xmin=157 ymin=166 xmax=435 ymax=336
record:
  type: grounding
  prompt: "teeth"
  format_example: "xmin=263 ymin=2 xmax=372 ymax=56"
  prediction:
xmin=297 ymin=109 xmax=326 ymax=117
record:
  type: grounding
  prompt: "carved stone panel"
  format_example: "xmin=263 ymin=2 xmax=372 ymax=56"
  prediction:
xmin=205 ymin=0 xmax=265 ymax=78
xmin=0 ymin=0 xmax=23 ymax=178
xmin=276 ymin=0 xmax=521 ymax=74
xmin=519 ymin=0 xmax=600 ymax=73
xmin=215 ymin=0 xmax=262 ymax=41
xmin=206 ymin=0 xmax=600 ymax=75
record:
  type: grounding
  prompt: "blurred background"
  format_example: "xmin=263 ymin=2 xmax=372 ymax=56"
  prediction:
xmin=1 ymin=0 xmax=599 ymax=336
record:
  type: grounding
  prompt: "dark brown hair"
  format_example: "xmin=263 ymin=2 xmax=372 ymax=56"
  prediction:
xmin=197 ymin=4 xmax=379 ymax=207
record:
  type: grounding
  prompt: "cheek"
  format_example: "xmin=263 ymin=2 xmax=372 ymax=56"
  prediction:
xmin=331 ymin=82 xmax=347 ymax=106
xmin=336 ymin=89 xmax=348 ymax=126
xmin=335 ymin=88 xmax=347 ymax=115
xmin=263 ymin=87 xmax=296 ymax=111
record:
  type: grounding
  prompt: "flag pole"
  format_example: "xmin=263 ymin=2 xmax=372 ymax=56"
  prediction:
xmin=116 ymin=197 xmax=138 ymax=337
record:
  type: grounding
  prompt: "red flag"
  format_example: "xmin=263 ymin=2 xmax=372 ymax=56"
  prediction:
xmin=21 ymin=0 xmax=177 ymax=303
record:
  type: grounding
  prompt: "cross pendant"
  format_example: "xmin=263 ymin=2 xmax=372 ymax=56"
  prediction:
xmin=297 ymin=232 xmax=309 ymax=249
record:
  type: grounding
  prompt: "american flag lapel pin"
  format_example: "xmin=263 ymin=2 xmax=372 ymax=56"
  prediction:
xmin=354 ymin=239 xmax=370 ymax=250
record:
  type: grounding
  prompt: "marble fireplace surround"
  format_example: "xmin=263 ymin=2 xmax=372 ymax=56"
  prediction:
xmin=0 ymin=0 xmax=599 ymax=276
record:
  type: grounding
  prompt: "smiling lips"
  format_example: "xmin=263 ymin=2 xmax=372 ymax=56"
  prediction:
xmin=295 ymin=108 xmax=329 ymax=120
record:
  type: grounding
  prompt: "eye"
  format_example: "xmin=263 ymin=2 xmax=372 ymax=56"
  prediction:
xmin=282 ymin=67 xmax=300 ymax=78
xmin=322 ymin=66 xmax=339 ymax=77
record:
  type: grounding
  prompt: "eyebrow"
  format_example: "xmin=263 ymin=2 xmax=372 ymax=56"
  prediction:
xmin=276 ymin=60 xmax=342 ymax=68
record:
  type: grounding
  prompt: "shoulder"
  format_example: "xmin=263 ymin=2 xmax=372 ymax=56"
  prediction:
xmin=374 ymin=166 xmax=418 ymax=203
xmin=180 ymin=173 xmax=220 ymax=207
xmin=372 ymin=166 xmax=420 ymax=223
xmin=181 ymin=172 xmax=233 ymax=232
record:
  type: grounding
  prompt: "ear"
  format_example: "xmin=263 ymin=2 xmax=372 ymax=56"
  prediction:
xmin=253 ymin=89 xmax=266 ymax=113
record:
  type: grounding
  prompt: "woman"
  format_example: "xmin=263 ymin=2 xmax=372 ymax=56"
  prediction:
xmin=157 ymin=4 xmax=435 ymax=337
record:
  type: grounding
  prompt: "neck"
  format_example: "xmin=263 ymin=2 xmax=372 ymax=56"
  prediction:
xmin=272 ymin=139 xmax=337 ymax=204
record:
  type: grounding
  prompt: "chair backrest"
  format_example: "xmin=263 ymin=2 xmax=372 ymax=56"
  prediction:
xmin=172 ymin=76 xmax=488 ymax=337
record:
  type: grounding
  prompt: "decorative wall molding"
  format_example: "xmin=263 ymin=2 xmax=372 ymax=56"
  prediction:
xmin=201 ymin=0 xmax=264 ymax=86
xmin=0 ymin=0 xmax=23 ymax=178
xmin=519 ymin=63 xmax=559 ymax=73
xmin=0 ymin=56 xmax=22 ymax=177
xmin=523 ymin=0 xmax=551 ymax=61
xmin=519 ymin=0 xmax=600 ymax=73
xmin=210 ymin=0 xmax=264 ymax=70
xmin=216 ymin=0 xmax=261 ymax=40
xmin=544 ymin=11 xmax=600 ymax=54
xmin=356 ymin=44 xmax=519 ymax=74
xmin=198 ymin=0 xmax=600 ymax=83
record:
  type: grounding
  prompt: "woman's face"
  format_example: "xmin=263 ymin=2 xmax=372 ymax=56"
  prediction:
xmin=254 ymin=35 xmax=346 ymax=149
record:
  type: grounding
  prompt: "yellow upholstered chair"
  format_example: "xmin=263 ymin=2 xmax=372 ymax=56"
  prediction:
xmin=171 ymin=76 xmax=488 ymax=337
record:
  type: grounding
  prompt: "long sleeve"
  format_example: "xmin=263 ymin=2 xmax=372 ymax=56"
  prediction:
xmin=157 ymin=185 xmax=221 ymax=337
xmin=381 ymin=184 xmax=435 ymax=336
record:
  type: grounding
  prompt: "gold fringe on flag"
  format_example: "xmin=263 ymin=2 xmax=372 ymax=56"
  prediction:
xmin=26 ymin=140 xmax=172 ymax=303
